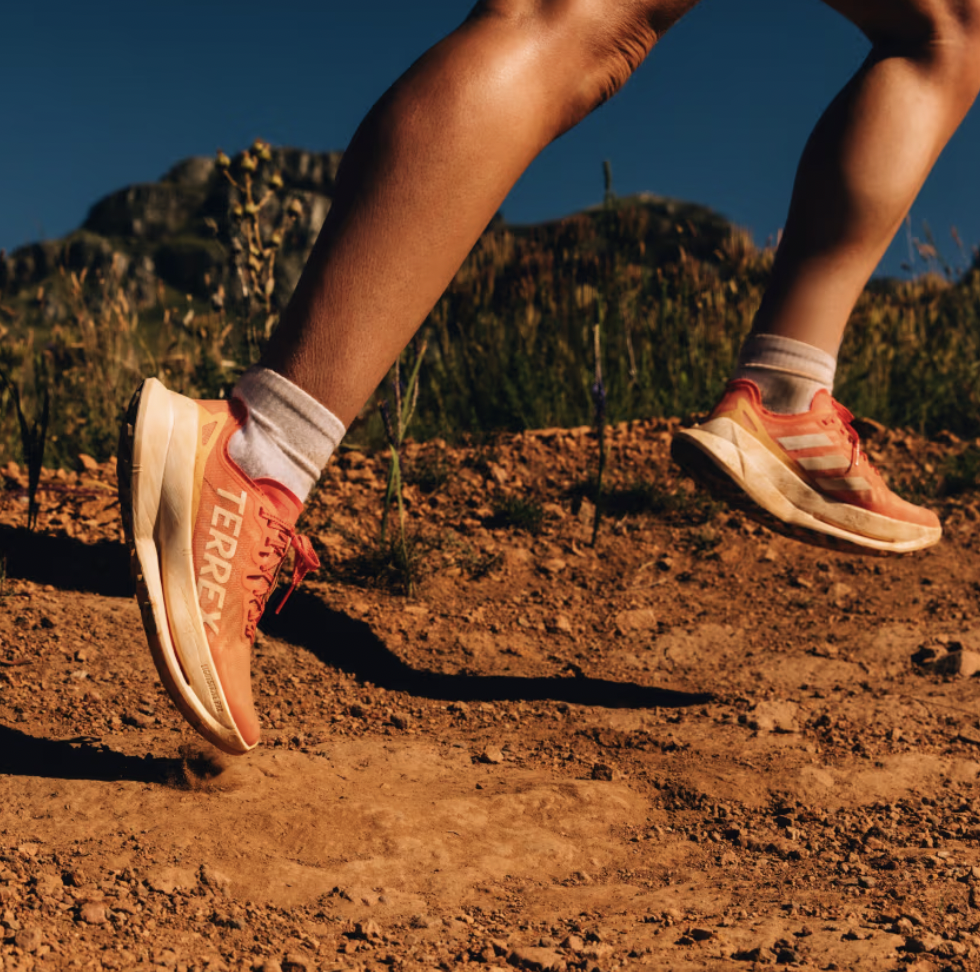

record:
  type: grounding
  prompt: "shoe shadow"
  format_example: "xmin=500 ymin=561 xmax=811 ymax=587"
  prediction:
xmin=263 ymin=589 xmax=712 ymax=709
xmin=0 ymin=526 xmax=132 ymax=597
xmin=0 ymin=724 xmax=182 ymax=784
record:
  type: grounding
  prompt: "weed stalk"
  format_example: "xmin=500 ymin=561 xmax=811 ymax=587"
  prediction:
xmin=590 ymin=321 xmax=607 ymax=547
xmin=380 ymin=341 xmax=428 ymax=594
xmin=0 ymin=354 xmax=50 ymax=531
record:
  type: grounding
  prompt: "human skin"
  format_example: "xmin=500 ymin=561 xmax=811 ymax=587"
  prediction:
xmin=261 ymin=0 xmax=980 ymax=425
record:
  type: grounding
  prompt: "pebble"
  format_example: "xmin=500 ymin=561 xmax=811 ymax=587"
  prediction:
xmin=354 ymin=920 xmax=381 ymax=940
xmin=145 ymin=866 xmax=196 ymax=895
xmin=79 ymin=901 xmax=107 ymax=924
xmin=905 ymin=932 xmax=944 ymax=954
xmin=747 ymin=700 xmax=800 ymax=733
xmin=507 ymin=945 xmax=565 ymax=971
xmin=253 ymin=961 xmax=283 ymax=972
xmin=13 ymin=927 xmax=42 ymax=951
xmin=281 ymin=954 xmax=311 ymax=972
xmin=200 ymin=863 xmax=232 ymax=893
xmin=479 ymin=746 xmax=505 ymax=764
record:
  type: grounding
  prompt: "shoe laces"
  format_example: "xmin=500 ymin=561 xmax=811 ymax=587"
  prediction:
xmin=245 ymin=508 xmax=320 ymax=640
xmin=830 ymin=398 xmax=877 ymax=475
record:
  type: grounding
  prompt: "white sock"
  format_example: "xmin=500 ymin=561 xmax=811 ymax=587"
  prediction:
xmin=733 ymin=334 xmax=837 ymax=414
xmin=228 ymin=366 xmax=345 ymax=503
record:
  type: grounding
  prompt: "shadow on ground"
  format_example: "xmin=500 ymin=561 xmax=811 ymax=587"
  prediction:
xmin=0 ymin=526 xmax=132 ymax=597
xmin=0 ymin=724 xmax=185 ymax=785
xmin=264 ymin=589 xmax=711 ymax=710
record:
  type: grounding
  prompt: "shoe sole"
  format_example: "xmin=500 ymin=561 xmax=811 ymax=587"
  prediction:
xmin=672 ymin=418 xmax=941 ymax=555
xmin=118 ymin=379 xmax=253 ymax=755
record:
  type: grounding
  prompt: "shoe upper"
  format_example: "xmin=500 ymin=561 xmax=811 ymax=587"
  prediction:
xmin=187 ymin=399 xmax=319 ymax=747
xmin=707 ymin=380 xmax=940 ymax=530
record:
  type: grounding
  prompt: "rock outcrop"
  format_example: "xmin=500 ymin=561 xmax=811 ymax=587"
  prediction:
xmin=0 ymin=146 xmax=734 ymax=309
xmin=0 ymin=148 xmax=343 ymax=303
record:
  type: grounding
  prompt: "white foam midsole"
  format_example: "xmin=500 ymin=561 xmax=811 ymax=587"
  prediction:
xmin=675 ymin=417 xmax=940 ymax=552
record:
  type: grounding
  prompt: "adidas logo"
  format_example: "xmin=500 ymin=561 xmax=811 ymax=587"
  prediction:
xmin=776 ymin=433 xmax=871 ymax=492
xmin=196 ymin=487 xmax=248 ymax=634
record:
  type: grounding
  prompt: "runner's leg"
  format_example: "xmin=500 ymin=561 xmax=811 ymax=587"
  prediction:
xmin=753 ymin=0 xmax=980 ymax=352
xmin=122 ymin=0 xmax=707 ymax=752
xmin=673 ymin=0 xmax=979 ymax=553
xmin=262 ymin=0 xmax=702 ymax=427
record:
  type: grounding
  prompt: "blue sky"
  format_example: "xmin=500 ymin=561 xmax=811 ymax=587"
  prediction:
xmin=3 ymin=0 xmax=979 ymax=277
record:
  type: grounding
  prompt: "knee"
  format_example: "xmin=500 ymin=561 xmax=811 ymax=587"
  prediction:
xmin=864 ymin=0 xmax=980 ymax=108
xmin=471 ymin=0 xmax=664 ymax=121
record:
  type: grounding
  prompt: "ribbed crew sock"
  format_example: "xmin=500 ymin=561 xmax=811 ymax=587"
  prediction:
xmin=733 ymin=334 xmax=837 ymax=414
xmin=228 ymin=366 xmax=345 ymax=504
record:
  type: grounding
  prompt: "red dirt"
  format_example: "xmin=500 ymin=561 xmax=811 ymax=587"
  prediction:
xmin=1 ymin=417 xmax=979 ymax=972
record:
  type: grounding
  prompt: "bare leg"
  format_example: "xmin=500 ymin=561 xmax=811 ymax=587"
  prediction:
xmin=753 ymin=0 xmax=980 ymax=354
xmin=262 ymin=0 xmax=700 ymax=426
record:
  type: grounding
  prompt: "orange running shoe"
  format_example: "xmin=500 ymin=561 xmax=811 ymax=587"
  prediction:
xmin=117 ymin=378 xmax=319 ymax=754
xmin=671 ymin=379 xmax=941 ymax=554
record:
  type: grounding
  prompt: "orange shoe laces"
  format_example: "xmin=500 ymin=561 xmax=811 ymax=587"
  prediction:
xmin=830 ymin=398 xmax=878 ymax=476
xmin=245 ymin=508 xmax=320 ymax=639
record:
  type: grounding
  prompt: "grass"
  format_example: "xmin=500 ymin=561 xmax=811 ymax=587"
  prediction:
xmin=2 ymin=156 xmax=980 ymax=495
xmin=487 ymin=496 xmax=545 ymax=536
xmin=941 ymin=446 xmax=980 ymax=496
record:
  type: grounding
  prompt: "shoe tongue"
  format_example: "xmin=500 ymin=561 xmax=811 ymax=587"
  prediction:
xmin=253 ymin=478 xmax=303 ymax=525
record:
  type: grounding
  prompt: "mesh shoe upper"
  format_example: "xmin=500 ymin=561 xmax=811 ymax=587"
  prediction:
xmin=178 ymin=399 xmax=319 ymax=746
xmin=705 ymin=379 xmax=938 ymax=530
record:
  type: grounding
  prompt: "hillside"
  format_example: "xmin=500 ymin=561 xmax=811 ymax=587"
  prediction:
xmin=0 ymin=147 xmax=734 ymax=318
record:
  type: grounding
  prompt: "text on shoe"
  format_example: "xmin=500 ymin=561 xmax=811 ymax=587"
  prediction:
xmin=197 ymin=487 xmax=247 ymax=634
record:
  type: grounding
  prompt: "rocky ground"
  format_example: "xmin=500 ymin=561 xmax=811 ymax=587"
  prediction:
xmin=1 ymin=415 xmax=979 ymax=972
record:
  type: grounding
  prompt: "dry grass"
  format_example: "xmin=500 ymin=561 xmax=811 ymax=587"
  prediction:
xmin=2 ymin=172 xmax=979 ymax=483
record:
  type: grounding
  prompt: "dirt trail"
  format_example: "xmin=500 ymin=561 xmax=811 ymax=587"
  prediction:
xmin=1 ymin=418 xmax=980 ymax=971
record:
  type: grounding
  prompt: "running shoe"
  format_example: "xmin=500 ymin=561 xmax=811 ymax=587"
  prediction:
xmin=670 ymin=379 xmax=942 ymax=554
xmin=118 ymin=378 xmax=319 ymax=754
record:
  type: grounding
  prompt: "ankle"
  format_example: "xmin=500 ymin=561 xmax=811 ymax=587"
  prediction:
xmin=733 ymin=334 xmax=837 ymax=414
xmin=228 ymin=367 xmax=346 ymax=503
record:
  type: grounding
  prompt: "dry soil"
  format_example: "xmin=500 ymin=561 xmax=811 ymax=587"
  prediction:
xmin=1 ymin=416 xmax=979 ymax=972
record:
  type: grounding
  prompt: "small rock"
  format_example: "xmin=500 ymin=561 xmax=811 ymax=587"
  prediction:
xmin=281 ymin=954 xmax=311 ymax=972
xmin=354 ymin=920 xmax=381 ymax=940
xmin=252 ymin=961 xmax=282 ymax=972
xmin=200 ymin=864 xmax=231 ymax=893
xmin=905 ymin=932 xmax=944 ymax=954
xmin=561 ymin=935 xmax=584 ymax=952
xmin=78 ymin=454 xmax=100 ymax=471
xmin=14 ymin=927 xmax=42 ymax=952
xmin=614 ymin=608 xmax=658 ymax=633
xmin=934 ymin=649 xmax=980 ymax=678
xmin=828 ymin=582 xmax=854 ymax=606
xmin=478 ymin=746 xmax=505 ymax=765
xmin=79 ymin=902 xmax=108 ymax=924
xmin=33 ymin=873 xmax=65 ymax=898
xmin=550 ymin=614 xmax=574 ymax=634
xmin=507 ymin=945 xmax=565 ymax=971
xmin=811 ymin=641 xmax=839 ymax=659
xmin=591 ymin=763 xmax=615 ymax=781
xmin=539 ymin=558 xmax=568 ymax=576
xmin=748 ymin=700 xmax=800 ymax=733
xmin=145 ymin=866 xmax=197 ymax=895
